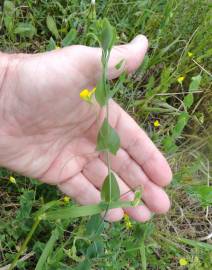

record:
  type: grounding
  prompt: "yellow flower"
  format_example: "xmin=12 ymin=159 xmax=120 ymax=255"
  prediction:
xmin=188 ymin=52 xmax=193 ymax=57
xmin=9 ymin=176 xmax=16 ymax=184
xmin=63 ymin=196 xmax=70 ymax=203
xmin=179 ymin=258 xmax=188 ymax=266
xmin=177 ymin=76 xmax=185 ymax=84
xmin=124 ymin=214 xmax=132 ymax=230
xmin=55 ymin=46 xmax=61 ymax=50
xmin=154 ymin=120 xmax=160 ymax=127
xmin=80 ymin=87 xmax=96 ymax=102
xmin=126 ymin=221 xmax=132 ymax=229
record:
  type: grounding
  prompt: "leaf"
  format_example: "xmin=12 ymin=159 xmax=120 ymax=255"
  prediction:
xmin=16 ymin=190 xmax=35 ymax=222
xmin=62 ymin=28 xmax=77 ymax=47
xmin=101 ymin=172 xmax=120 ymax=202
xmin=115 ymin=59 xmax=125 ymax=70
xmin=44 ymin=201 xmax=132 ymax=221
xmin=189 ymin=75 xmax=202 ymax=92
xmin=64 ymin=243 xmax=84 ymax=262
xmin=162 ymin=136 xmax=178 ymax=153
xmin=35 ymin=228 xmax=60 ymax=270
xmin=132 ymin=189 xmax=142 ymax=206
xmin=96 ymin=119 xmax=120 ymax=155
xmin=14 ymin=22 xmax=37 ymax=38
xmin=3 ymin=1 xmax=15 ymax=15
xmin=95 ymin=78 xmax=107 ymax=107
xmin=46 ymin=15 xmax=59 ymax=39
xmin=183 ymin=93 xmax=194 ymax=109
xmin=3 ymin=1 xmax=15 ymax=32
xmin=75 ymin=259 xmax=91 ymax=270
xmin=172 ymin=112 xmax=189 ymax=139
xmin=187 ymin=185 xmax=212 ymax=207
xmin=86 ymin=215 xmax=104 ymax=237
xmin=178 ymin=237 xmax=212 ymax=251
xmin=101 ymin=18 xmax=116 ymax=54
xmin=86 ymin=240 xmax=104 ymax=259
xmin=47 ymin=37 xmax=56 ymax=51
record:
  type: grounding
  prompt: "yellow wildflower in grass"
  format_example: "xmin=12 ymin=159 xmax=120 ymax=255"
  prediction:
xmin=63 ymin=196 xmax=70 ymax=203
xmin=80 ymin=87 xmax=96 ymax=103
xmin=179 ymin=258 xmax=188 ymax=266
xmin=154 ymin=120 xmax=160 ymax=127
xmin=9 ymin=176 xmax=16 ymax=184
xmin=55 ymin=46 xmax=61 ymax=50
xmin=124 ymin=214 xmax=132 ymax=230
xmin=188 ymin=51 xmax=193 ymax=57
xmin=177 ymin=76 xmax=185 ymax=84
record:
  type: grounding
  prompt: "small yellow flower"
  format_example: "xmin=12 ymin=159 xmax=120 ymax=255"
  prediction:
xmin=177 ymin=76 xmax=185 ymax=84
xmin=125 ymin=221 xmax=132 ymax=229
xmin=154 ymin=120 xmax=160 ymax=127
xmin=63 ymin=196 xmax=70 ymax=203
xmin=179 ymin=258 xmax=188 ymax=266
xmin=9 ymin=176 xmax=16 ymax=184
xmin=80 ymin=87 xmax=96 ymax=102
xmin=124 ymin=214 xmax=132 ymax=230
xmin=188 ymin=52 xmax=193 ymax=57
xmin=55 ymin=46 xmax=61 ymax=50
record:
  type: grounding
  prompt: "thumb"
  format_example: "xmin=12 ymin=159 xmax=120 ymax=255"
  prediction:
xmin=69 ymin=35 xmax=148 ymax=83
xmin=108 ymin=34 xmax=148 ymax=79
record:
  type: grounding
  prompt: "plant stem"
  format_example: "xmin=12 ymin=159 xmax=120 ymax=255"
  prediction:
xmin=103 ymin=54 xmax=112 ymax=201
xmin=9 ymin=217 xmax=40 ymax=270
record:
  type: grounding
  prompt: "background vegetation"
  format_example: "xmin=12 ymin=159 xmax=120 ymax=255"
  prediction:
xmin=0 ymin=0 xmax=211 ymax=269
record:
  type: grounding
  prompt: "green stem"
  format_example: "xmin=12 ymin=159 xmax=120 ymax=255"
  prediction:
xmin=103 ymin=54 xmax=112 ymax=203
xmin=140 ymin=241 xmax=147 ymax=270
xmin=9 ymin=217 xmax=40 ymax=270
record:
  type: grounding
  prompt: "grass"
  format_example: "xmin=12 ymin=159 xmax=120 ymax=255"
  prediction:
xmin=0 ymin=0 xmax=211 ymax=269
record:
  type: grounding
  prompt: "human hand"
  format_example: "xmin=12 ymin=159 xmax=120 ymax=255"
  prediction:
xmin=0 ymin=35 xmax=172 ymax=222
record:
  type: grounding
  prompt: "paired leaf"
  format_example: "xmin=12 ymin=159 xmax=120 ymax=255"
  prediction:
xmin=183 ymin=93 xmax=194 ymax=109
xmin=101 ymin=172 xmax=120 ymax=202
xmin=101 ymin=18 xmax=116 ymax=54
xmin=86 ymin=214 xmax=104 ymax=237
xmin=43 ymin=201 xmax=132 ymax=220
xmin=95 ymin=79 xmax=107 ymax=107
xmin=183 ymin=75 xmax=201 ymax=109
xmin=97 ymin=119 xmax=120 ymax=155
xmin=172 ymin=112 xmax=189 ymax=139
xmin=189 ymin=75 xmax=202 ymax=92
xmin=46 ymin=15 xmax=59 ymax=39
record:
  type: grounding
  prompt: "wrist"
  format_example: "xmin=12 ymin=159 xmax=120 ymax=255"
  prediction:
xmin=0 ymin=52 xmax=10 ymax=94
xmin=0 ymin=52 xmax=18 ymax=167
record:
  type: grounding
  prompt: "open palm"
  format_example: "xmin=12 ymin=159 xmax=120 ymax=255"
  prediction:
xmin=0 ymin=35 xmax=172 ymax=222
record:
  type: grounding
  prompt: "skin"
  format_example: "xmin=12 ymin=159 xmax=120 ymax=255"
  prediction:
xmin=0 ymin=35 xmax=172 ymax=222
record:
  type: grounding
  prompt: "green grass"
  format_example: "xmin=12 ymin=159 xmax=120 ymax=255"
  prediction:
xmin=0 ymin=0 xmax=211 ymax=269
